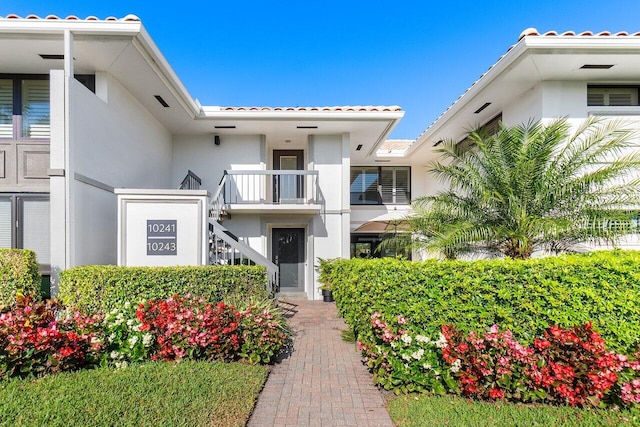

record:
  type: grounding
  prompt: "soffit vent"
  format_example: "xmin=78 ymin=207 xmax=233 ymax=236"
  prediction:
xmin=154 ymin=95 xmax=169 ymax=108
xmin=580 ymin=64 xmax=614 ymax=69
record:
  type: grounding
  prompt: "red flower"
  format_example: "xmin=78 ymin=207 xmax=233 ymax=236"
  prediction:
xmin=58 ymin=346 xmax=74 ymax=358
xmin=489 ymin=388 xmax=505 ymax=399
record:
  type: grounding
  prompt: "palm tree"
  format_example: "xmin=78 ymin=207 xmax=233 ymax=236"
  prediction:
xmin=411 ymin=117 xmax=640 ymax=259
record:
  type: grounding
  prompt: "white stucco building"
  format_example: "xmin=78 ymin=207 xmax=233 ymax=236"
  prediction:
xmin=0 ymin=15 xmax=639 ymax=299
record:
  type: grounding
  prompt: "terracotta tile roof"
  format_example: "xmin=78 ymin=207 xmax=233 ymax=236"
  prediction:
xmin=379 ymin=139 xmax=414 ymax=153
xmin=220 ymin=105 xmax=402 ymax=112
xmin=417 ymin=28 xmax=640 ymax=143
xmin=518 ymin=28 xmax=640 ymax=39
xmin=0 ymin=14 xmax=140 ymax=22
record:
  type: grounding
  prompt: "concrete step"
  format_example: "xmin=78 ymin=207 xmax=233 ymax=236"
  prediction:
xmin=277 ymin=292 xmax=308 ymax=301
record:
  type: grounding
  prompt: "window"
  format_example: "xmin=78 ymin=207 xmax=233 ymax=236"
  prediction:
xmin=587 ymin=86 xmax=640 ymax=106
xmin=457 ymin=113 xmax=502 ymax=152
xmin=350 ymin=233 xmax=411 ymax=259
xmin=350 ymin=166 xmax=410 ymax=205
xmin=0 ymin=194 xmax=50 ymax=274
xmin=0 ymin=75 xmax=50 ymax=140
xmin=350 ymin=167 xmax=380 ymax=204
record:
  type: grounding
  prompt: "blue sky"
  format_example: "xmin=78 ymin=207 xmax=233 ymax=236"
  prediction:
xmin=3 ymin=1 xmax=640 ymax=138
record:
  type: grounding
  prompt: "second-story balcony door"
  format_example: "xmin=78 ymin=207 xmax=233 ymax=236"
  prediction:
xmin=273 ymin=150 xmax=304 ymax=203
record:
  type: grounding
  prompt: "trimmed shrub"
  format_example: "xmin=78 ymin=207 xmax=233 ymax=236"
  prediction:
xmin=320 ymin=251 xmax=640 ymax=354
xmin=0 ymin=249 xmax=41 ymax=310
xmin=58 ymin=265 xmax=268 ymax=313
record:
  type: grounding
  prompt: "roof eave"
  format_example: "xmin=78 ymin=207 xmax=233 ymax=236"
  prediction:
xmin=0 ymin=18 xmax=201 ymax=121
xmin=406 ymin=39 xmax=529 ymax=156
xmin=199 ymin=108 xmax=405 ymax=121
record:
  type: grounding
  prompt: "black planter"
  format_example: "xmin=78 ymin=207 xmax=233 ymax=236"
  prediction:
xmin=322 ymin=289 xmax=334 ymax=302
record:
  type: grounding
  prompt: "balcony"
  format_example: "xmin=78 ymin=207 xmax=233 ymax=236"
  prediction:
xmin=213 ymin=170 xmax=321 ymax=215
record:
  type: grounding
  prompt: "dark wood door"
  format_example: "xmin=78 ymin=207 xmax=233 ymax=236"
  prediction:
xmin=273 ymin=150 xmax=304 ymax=203
xmin=272 ymin=228 xmax=305 ymax=291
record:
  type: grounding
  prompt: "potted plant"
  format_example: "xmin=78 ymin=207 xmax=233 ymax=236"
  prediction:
xmin=320 ymin=284 xmax=334 ymax=303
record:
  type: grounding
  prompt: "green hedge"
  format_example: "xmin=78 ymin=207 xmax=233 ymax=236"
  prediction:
xmin=319 ymin=251 xmax=640 ymax=354
xmin=58 ymin=265 xmax=268 ymax=313
xmin=0 ymin=249 xmax=41 ymax=310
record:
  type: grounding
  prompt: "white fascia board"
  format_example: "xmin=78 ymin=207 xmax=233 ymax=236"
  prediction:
xmin=0 ymin=19 xmax=142 ymax=36
xmin=524 ymin=36 xmax=640 ymax=50
xmin=199 ymin=108 xmax=405 ymax=122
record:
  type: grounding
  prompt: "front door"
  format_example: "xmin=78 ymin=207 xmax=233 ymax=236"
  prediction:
xmin=272 ymin=228 xmax=305 ymax=292
xmin=273 ymin=150 xmax=304 ymax=203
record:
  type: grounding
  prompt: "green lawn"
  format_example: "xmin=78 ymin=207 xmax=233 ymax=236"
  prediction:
xmin=388 ymin=395 xmax=638 ymax=427
xmin=0 ymin=361 xmax=268 ymax=427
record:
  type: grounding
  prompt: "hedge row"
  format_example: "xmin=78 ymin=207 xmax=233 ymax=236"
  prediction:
xmin=0 ymin=249 xmax=40 ymax=310
xmin=58 ymin=265 xmax=268 ymax=313
xmin=319 ymin=251 xmax=640 ymax=354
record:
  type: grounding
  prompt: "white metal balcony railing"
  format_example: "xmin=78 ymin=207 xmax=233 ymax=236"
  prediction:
xmin=210 ymin=170 xmax=320 ymax=221
xmin=222 ymin=170 xmax=319 ymax=205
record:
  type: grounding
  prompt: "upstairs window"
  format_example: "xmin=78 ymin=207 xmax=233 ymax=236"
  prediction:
xmin=350 ymin=166 xmax=410 ymax=205
xmin=457 ymin=113 xmax=502 ymax=153
xmin=0 ymin=75 xmax=50 ymax=140
xmin=587 ymin=86 xmax=640 ymax=106
xmin=0 ymin=80 xmax=12 ymax=138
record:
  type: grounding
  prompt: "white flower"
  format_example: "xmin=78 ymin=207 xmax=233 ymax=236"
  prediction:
xmin=124 ymin=302 xmax=131 ymax=309
xmin=132 ymin=324 xmax=141 ymax=332
xmin=401 ymin=353 xmax=411 ymax=361
xmin=423 ymin=363 xmax=432 ymax=370
xmin=450 ymin=359 xmax=462 ymax=373
xmin=142 ymin=333 xmax=153 ymax=347
xmin=126 ymin=319 xmax=134 ymax=327
xmin=401 ymin=334 xmax=412 ymax=344
xmin=128 ymin=335 xmax=139 ymax=348
xmin=390 ymin=341 xmax=397 ymax=349
xmin=411 ymin=349 xmax=425 ymax=360
xmin=110 ymin=351 xmax=120 ymax=360
xmin=415 ymin=335 xmax=430 ymax=344
xmin=435 ymin=333 xmax=448 ymax=349
xmin=115 ymin=360 xmax=128 ymax=369
xmin=108 ymin=333 xmax=116 ymax=343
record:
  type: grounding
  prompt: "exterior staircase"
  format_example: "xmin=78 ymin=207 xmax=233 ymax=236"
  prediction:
xmin=207 ymin=173 xmax=279 ymax=294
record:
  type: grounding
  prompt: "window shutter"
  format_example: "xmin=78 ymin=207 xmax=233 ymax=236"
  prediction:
xmin=608 ymin=92 xmax=634 ymax=106
xmin=22 ymin=80 xmax=50 ymax=138
xmin=588 ymin=87 xmax=638 ymax=106
xmin=0 ymin=198 xmax=11 ymax=248
xmin=0 ymin=80 xmax=12 ymax=139
xmin=21 ymin=198 xmax=50 ymax=264
xmin=380 ymin=169 xmax=394 ymax=204
xmin=587 ymin=92 xmax=605 ymax=106
xmin=380 ymin=167 xmax=410 ymax=204
xmin=394 ymin=168 xmax=410 ymax=204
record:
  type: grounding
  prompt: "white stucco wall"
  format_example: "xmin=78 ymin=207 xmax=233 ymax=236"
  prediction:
xmin=309 ymin=134 xmax=349 ymax=298
xmin=171 ymin=134 xmax=264 ymax=195
xmin=502 ymin=83 xmax=544 ymax=126
xmin=69 ymin=76 xmax=173 ymax=266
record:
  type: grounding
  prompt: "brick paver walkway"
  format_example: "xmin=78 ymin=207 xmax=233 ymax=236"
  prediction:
xmin=248 ymin=300 xmax=394 ymax=427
